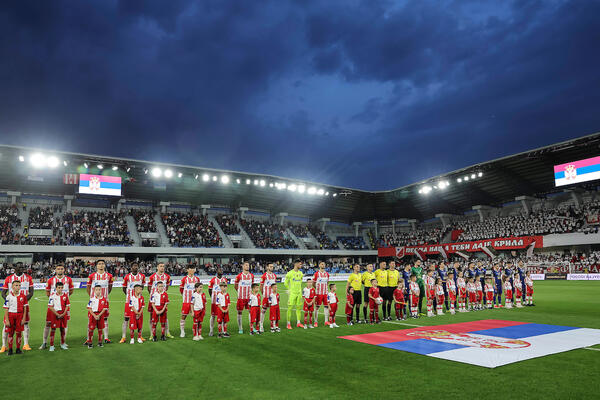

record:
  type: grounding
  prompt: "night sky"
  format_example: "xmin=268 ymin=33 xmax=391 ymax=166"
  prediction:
xmin=1 ymin=1 xmax=599 ymax=191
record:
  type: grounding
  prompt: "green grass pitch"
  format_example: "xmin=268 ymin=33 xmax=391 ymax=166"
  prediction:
xmin=2 ymin=281 xmax=599 ymax=399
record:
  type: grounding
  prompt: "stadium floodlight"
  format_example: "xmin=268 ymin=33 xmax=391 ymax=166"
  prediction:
xmin=253 ymin=179 xmax=259 ymax=185
xmin=269 ymin=182 xmax=273 ymax=188
xmin=297 ymin=184 xmax=306 ymax=194
xmin=18 ymin=155 xmax=25 ymax=162
xmin=202 ymin=174 xmax=209 ymax=182
xmin=464 ymin=176 xmax=469 ymax=181
xmin=419 ymin=185 xmax=432 ymax=194
xmin=97 ymin=164 xmax=103 ymax=170
xmin=236 ymin=178 xmax=241 ymax=184
xmin=325 ymin=191 xmax=329 ymax=196
xmin=276 ymin=183 xmax=286 ymax=190
xmin=194 ymin=174 xmax=198 ymax=179
xmin=47 ymin=156 xmax=59 ymax=168
xmin=478 ymin=172 xmax=483 ymax=177
xmin=126 ymin=167 xmax=131 ymax=172
xmin=259 ymin=179 xmax=266 ymax=187
xmin=84 ymin=162 xmax=89 ymax=169
xmin=63 ymin=160 xmax=68 ymax=167
xmin=457 ymin=178 xmax=462 ymax=183
xmin=246 ymin=179 xmax=251 ymax=184
xmin=317 ymin=188 xmax=325 ymax=195
xmin=212 ymin=176 xmax=217 ymax=182
xmin=164 ymin=169 xmax=173 ymax=178
xmin=177 ymin=172 xmax=182 ymax=178
xmin=471 ymin=174 xmax=476 ymax=179
xmin=332 ymin=193 xmax=337 ymax=197
xmin=30 ymin=153 xmax=46 ymax=168
xmin=112 ymin=165 xmax=118 ymax=171
xmin=143 ymin=168 xmax=148 ymax=174
xmin=307 ymin=187 xmax=316 ymax=195
xmin=221 ymin=175 xmax=230 ymax=184
xmin=151 ymin=167 xmax=162 ymax=177
xmin=288 ymin=184 xmax=297 ymax=192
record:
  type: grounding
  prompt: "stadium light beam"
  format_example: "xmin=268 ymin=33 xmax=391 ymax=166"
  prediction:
xmin=30 ymin=153 xmax=46 ymax=168
xmin=151 ymin=167 xmax=162 ymax=177
xmin=246 ymin=179 xmax=251 ymax=185
xmin=18 ymin=155 xmax=25 ymax=162
xmin=307 ymin=187 xmax=316 ymax=195
xmin=478 ymin=172 xmax=483 ymax=177
xmin=212 ymin=176 xmax=217 ymax=182
xmin=47 ymin=156 xmax=59 ymax=168
xmin=221 ymin=175 xmax=230 ymax=184
xmin=164 ymin=169 xmax=173 ymax=178
xmin=259 ymin=179 xmax=266 ymax=187
xmin=464 ymin=176 xmax=469 ymax=181
xmin=288 ymin=184 xmax=297 ymax=192
xmin=317 ymin=188 xmax=325 ymax=195
xmin=297 ymin=185 xmax=306 ymax=194
xmin=202 ymin=174 xmax=210 ymax=182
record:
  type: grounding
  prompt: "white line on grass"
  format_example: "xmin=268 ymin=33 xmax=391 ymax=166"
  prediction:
xmin=583 ymin=347 xmax=600 ymax=351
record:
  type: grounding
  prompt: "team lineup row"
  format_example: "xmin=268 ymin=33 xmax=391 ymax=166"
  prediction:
xmin=1 ymin=259 xmax=535 ymax=355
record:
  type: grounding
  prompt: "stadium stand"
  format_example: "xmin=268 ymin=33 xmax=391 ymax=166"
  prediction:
xmin=239 ymin=218 xmax=297 ymax=249
xmin=162 ymin=212 xmax=222 ymax=247
xmin=0 ymin=204 xmax=21 ymax=244
xmin=62 ymin=210 xmax=133 ymax=246
xmin=287 ymin=223 xmax=309 ymax=238
xmin=309 ymin=226 xmax=338 ymax=249
xmin=215 ymin=214 xmax=241 ymax=235
xmin=129 ymin=209 xmax=157 ymax=232
xmin=337 ymin=236 xmax=368 ymax=250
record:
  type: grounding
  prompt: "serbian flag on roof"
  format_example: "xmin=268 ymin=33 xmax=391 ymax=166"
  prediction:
xmin=79 ymin=174 xmax=122 ymax=196
xmin=340 ymin=320 xmax=600 ymax=368
xmin=554 ymin=155 xmax=600 ymax=187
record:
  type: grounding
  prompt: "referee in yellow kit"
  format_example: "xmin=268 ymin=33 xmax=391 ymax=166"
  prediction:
xmin=345 ymin=264 xmax=363 ymax=323
xmin=385 ymin=260 xmax=400 ymax=320
xmin=374 ymin=261 xmax=388 ymax=319
xmin=361 ymin=264 xmax=376 ymax=323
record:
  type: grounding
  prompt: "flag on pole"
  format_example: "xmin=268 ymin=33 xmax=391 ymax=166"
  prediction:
xmin=455 ymin=251 xmax=469 ymax=260
xmin=526 ymin=241 xmax=536 ymax=258
xmin=481 ymin=246 xmax=496 ymax=259
xmin=439 ymin=246 xmax=448 ymax=261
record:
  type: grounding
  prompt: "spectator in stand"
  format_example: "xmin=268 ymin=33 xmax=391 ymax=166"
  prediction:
xmin=239 ymin=218 xmax=297 ymax=249
xmin=337 ymin=236 xmax=368 ymax=250
xmin=287 ymin=223 xmax=309 ymax=238
xmin=309 ymin=226 xmax=338 ymax=250
xmin=0 ymin=205 xmax=21 ymax=245
xmin=215 ymin=214 xmax=240 ymax=235
xmin=162 ymin=212 xmax=222 ymax=247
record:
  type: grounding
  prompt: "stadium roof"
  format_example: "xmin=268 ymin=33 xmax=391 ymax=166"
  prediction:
xmin=1 ymin=132 xmax=600 ymax=223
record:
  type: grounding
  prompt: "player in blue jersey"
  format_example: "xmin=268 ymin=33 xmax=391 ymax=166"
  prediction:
xmin=492 ymin=263 xmax=503 ymax=308
xmin=437 ymin=262 xmax=449 ymax=311
xmin=517 ymin=260 xmax=527 ymax=304
xmin=402 ymin=264 xmax=412 ymax=317
xmin=504 ymin=261 xmax=515 ymax=303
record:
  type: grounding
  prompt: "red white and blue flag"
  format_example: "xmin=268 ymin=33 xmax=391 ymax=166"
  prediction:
xmin=340 ymin=320 xmax=600 ymax=368
xmin=79 ymin=174 xmax=122 ymax=196
xmin=554 ymin=155 xmax=600 ymax=187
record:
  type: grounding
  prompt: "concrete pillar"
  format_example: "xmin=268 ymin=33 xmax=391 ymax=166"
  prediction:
xmin=435 ymin=213 xmax=453 ymax=229
xmin=64 ymin=195 xmax=74 ymax=212
xmin=408 ymin=219 xmax=417 ymax=231
xmin=7 ymin=191 xmax=20 ymax=206
xmin=515 ymin=196 xmax=535 ymax=215
xmin=201 ymin=204 xmax=211 ymax=216
xmin=317 ymin=218 xmax=330 ymax=232
xmin=277 ymin=212 xmax=288 ymax=226
xmin=472 ymin=205 xmax=493 ymax=222
xmin=353 ymin=222 xmax=362 ymax=237
xmin=117 ymin=198 xmax=125 ymax=212
xmin=159 ymin=201 xmax=170 ymax=213
xmin=373 ymin=220 xmax=378 ymax=238
xmin=238 ymin=207 xmax=248 ymax=219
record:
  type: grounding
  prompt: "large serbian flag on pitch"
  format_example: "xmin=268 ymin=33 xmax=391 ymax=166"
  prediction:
xmin=554 ymin=155 xmax=600 ymax=187
xmin=339 ymin=320 xmax=600 ymax=368
xmin=79 ymin=174 xmax=122 ymax=196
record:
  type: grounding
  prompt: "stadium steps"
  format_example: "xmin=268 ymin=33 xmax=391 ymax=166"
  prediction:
xmin=235 ymin=219 xmax=256 ymax=248
xmin=18 ymin=205 xmax=29 ymax=236
xmin=208 ymin=215 xmax=233 ymax=248
xmin=154 ymin=212 xmax=170 ymax=247
xmin=305 ymin=231 xmax=320 ymax=249
xmin=285 ymin=228 xmax=307 ymax=250
xmin=124 ymin=215 xmax=142 ymax=246
xmin=361 ymin=230 xmax=372 ymax=249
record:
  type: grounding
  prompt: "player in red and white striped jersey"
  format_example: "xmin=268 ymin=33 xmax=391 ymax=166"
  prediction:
xmin=1 ymin=262 xmax=34 ymax=353
xmin=312 ymin=261 xmax=330 ymax=327
xmin=259 ymin=263 xmax=277 ymax=333
xmin=179 ymin=266 xmax=200 ymax=338
xmin=234 ymin=262 xmax=255 ymax=334
xmin=208 ymin=267 xmax=228 ymax=337
xmin=120 ymin=263 xmax=146 ymax=343
xmin=146 ymin=263 xmax=173 ymax=338
xmin=86 ymin=260 xmax=114 ymax=343
xmin=40 ymin=264 xmax=74 ymax=349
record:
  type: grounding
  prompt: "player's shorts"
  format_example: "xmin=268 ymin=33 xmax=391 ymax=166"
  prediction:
xmin=486 ymin=292 xmax=494 ymax=302
xmin=129 ymin=315 xmax=143 ymax=331
xmin=217 ymin=309 xmax=230 ymax=324
xmin=329 ymin=304 xmax=338 ymax=318
xmin=211 ymin=303 xmax=219 ymax=316
xmin=152 ymin=310 xmax=167 ymax=324
xmin=345 ymin=304 xmax=353 ymax=315
xmin=526 ymin=287 xmax=533 ymax=296
xmin=124 ymin=302 xmax=132 ymax=319
xmin=193 ymin=309 xmax=205 ymax=324
xmin=46 ymin=308 xmax=67 ymax=323
xmin=477 ymin=291 xmax=483 ymax=301
xmin=368 ymin=299 xmax=378 ymax=309
xmin=448 ymin=292 xmax=456 ymax=302
xmin=352 ymin=290 xmax=362 ymax=305
xmin=363 ymin=287 xmax=371 ymax=303
xmin=410 ymin=294 xmax=419 ymax=307
xmin=288 ymin=292 xmax=303 ymax=306
xmin=88 ymin=315 xmax=105 ymax=331
xmin=5 ymin=312 xmax=24 ymax=334
xmin=303 ymin=302 xmax=314 ymax=312
xmin=506 ymin=290 xmax=513 ymax=299
xmin=315 ymin=294 xmax=328 ymax=306
xmin=436 ymin=295 xmax=445 ymax=305
xmin=262 ymin=296 xmax=270 ymax=308
xmin=515 ymin=289 xmax=523 ymax=298
xmin=383 ymin=287 xmax=394 ymax=301
xmin=427 ymin=290 xmax=435 ymax=300
xmin=181 ymin=302 xmax=192 ymax=315
xmin=250 ymin=307 xmax=260 ymax=323
xmin=468 ymin=292 xmax=477 ymax=303
xmin=236 ymin=298 xmax=250 ymax=311
xmin=50 ymin=314 xmax=68 ymax=329
xmin=269 ymin=306 xmax=280 ymax=321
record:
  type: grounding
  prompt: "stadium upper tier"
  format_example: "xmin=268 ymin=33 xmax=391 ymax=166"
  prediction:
xmin=2 ymin=132 xmax=600 ymax=223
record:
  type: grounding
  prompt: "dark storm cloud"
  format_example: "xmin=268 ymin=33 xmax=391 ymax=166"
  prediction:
xmin=0 ymin=0 xmax=599 ymax=191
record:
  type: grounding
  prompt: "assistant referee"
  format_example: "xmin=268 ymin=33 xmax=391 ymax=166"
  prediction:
xmin=345 ymin=264 xmax=363 ymax=323
xmin=361 ymin=264 xmax=375 ymax=323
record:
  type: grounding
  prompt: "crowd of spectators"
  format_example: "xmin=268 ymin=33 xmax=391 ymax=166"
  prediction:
xmin=28 ymin=206 xmax=61 ymax=229
xmin=162 ymin=212 xmax=222 ymax=247
xmin=337 ymin=236 xmax=368 ymax=250
xmin=287 ymin=223 xmax=309 ymax=237
xmin=308 ymin=226 xmax=338 ymax=249
xmin=0 ymin=205 xmax=21 ymax=245
xmin=62 ymin=210 xmax=133 ymax=246
xmin=215 ymin=214 xmax=240 ymax=235
xmin=130 ymin=209 xmax=157 ymax=232
xmin=379 ymin=227 xmax=446 ymax=248
xmin=240 ymin=218 xmax=297 ymax=249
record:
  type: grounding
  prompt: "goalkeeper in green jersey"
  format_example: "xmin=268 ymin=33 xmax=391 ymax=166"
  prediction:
xmin=411 ymin=259 xmax=426 ymax=314
xmin=285 ymin=259 xmax=304 ymax=329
